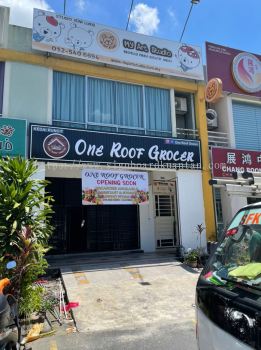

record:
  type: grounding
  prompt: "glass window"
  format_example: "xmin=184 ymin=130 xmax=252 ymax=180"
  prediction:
xmin=0 ymin=62 xmax=5 ymax=115
xmin=203 ymin=206 xmax=261 ymax=290
xmin=145 ymin=86 xmax=171 ymax=133
xmin=52 ymin=71 xmax=85 ymax=128
xmin=52 ymin=72 xmax=172 ymax=136
xmin=88 ymin=78 xmax=143 ymax=128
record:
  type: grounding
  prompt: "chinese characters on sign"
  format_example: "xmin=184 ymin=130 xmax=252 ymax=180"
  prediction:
xmin=212 ymin=147 xmax=261 ymax=178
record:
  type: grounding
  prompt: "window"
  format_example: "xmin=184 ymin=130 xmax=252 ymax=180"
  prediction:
xmin=0 ymin=62 xmax=5 ymax=115
xmin=175 ymin=92 xmax=196 ymax=139
xmin=145 ymin=86 xmax=171 ymax=136
xmin=52 ymin=72 xmax=172 ymax=136
xmin=232 ymin=102 xmax=261 ymax=151
xmin=88 ymin=78 xmax=143 ymax=129
xmin=52 ymin=71 xmax=85 ymax=128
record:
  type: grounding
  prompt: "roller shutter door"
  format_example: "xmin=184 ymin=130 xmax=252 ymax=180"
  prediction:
xmin=232 ymin=101 xmax=261 ymax=151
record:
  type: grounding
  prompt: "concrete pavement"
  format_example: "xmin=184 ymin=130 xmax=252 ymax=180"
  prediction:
xmin=34 ymin=252 xmax=200 ymax=349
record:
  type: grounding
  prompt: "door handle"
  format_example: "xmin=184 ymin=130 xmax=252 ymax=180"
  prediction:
xmin=81 ymin=219 xmax=85 ymax=228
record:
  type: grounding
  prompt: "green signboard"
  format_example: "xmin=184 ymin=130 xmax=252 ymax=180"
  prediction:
xmin=0 ymin=118 xmax=27 ymax=158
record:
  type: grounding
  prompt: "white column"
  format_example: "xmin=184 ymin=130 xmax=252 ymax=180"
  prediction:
xmin=176 ymin=170 xmax=206 ymax=251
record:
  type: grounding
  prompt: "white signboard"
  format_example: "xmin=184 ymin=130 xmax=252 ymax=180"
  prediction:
xmin=32 ymin=9 xmax=204 ymax=80
xmin=82 ymin=169 xmax=149 ymax=205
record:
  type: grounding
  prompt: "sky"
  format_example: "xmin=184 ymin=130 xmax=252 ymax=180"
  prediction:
xmin=0 ymin=0 xmax=261 ymax=59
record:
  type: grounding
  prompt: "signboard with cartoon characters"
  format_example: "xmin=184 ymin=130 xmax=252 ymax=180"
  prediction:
xmin=32 ymin=9 xmax=204 ymax=80
xmin=0 ymin=118 xmax=27 ymax=158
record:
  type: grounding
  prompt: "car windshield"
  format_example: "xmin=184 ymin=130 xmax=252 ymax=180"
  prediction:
xmin=203 ymin=206 xmax=261 ymax=289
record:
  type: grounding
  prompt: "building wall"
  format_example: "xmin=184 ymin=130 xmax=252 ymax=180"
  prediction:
xmin=176 ymin=170 xmax=206 ymax=250
xmin=220 ymin=188 xmax=247 ymax=228
xmin=214 ymin=95 xmax=235 ymax=147
xmin=3 ymin=61 xmax=51 ymax=123
xmin=0 ymin=4 xmax=216 ymax=251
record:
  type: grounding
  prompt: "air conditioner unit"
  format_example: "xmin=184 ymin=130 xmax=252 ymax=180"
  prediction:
xmin=175 ymin=97 xmax=187 ymax=115
xmin=206 ymin=109 xmax=218 ymax=129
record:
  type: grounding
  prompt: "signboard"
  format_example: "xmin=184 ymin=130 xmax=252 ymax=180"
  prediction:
xmin=232 ymin=52 xmax=261 ymax=93
xmin=82 ymin=169 xmax=148 ymax=205
xmin=29 ymin=124 xmax=201 ymax=169
xmin=211 ymin=147 xmax=261 ymax=178
xmin=206 ymin=42 xmax=261 ymax=97
xmin=32 ymin=8 xmax=204 ymax=80
xmin=0 ymin=118 xmax=27 ymax=158
xmin=205 ymin=78 xmax=223 ymax=103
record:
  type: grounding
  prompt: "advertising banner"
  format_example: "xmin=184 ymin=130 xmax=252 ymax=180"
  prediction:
xmin=0 ymin=118 xmax=27 ymax=158
xmin=32 ymin=8 xmax=204 ymax=80
xmin=29 ymin=124 xmax=201 ymax=169
xmin=211 ymin=147 xmax=261 ymax=178
xmin=82 ymin=169 xmax=148 ymax=205
xmin=206 ymin=42 xmax=261 ymax=97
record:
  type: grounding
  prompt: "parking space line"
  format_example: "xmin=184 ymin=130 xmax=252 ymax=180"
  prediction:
xmin=50 ymin=340 xmax=58 ymax=350
xmin=73 ymin=272 xmax=90 ymax=285
xmin=124 ymin=267 xmax=143 ymax=281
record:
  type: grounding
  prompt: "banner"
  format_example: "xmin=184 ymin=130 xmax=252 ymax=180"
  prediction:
xmin=32 ymin=9 xmax=204 ymax=80
xmin=211 ymin=147 xmax=261 ymax=178
xmin=0 ymin=118 xmax=27 ymax=158
xmin=82 ymin=169 xmax=149 ymax=205
xmin=29 ymin=124 xmax=201 ymax=169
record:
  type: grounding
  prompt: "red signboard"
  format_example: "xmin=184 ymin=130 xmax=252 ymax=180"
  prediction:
xmin=206 ymin=42 xmax=261 ymax=97
xmin=211 ymin=147 xmax=261 ymax=178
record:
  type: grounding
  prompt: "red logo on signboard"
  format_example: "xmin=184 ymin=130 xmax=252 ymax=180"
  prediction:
xmin=43 ymin=133 xmax=70 ymax=159
xmin=232 ymin=53 xmax=261 ymax=93
xmin=211 ymin=147 xmax=261 ymax=178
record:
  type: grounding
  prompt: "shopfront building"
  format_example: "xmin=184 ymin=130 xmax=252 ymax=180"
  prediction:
xmin=0 ymin=5 xmax=216 ymax=254
xmin=206 ymin=42 xmax=261 ymax=233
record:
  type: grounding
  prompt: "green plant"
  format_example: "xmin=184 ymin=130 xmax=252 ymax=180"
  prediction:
xmin=19 ymin=284 xmax=45 ymax=316
xmin=196 ymin=223 xmax=205 ymax=255
xmin=184 ymin=249 xmax=200 ymax=263
xmin=0 ymin=157 xmax=54 ymax=313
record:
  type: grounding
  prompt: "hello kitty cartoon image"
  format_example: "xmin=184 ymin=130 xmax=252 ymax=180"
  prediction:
xmin=65 ymin=24 xmax=94 ymax=51
xmin=33 ymin=11 xmax=64 ymax=42
xmin=178 ymin=45 xmax=200 ymax=72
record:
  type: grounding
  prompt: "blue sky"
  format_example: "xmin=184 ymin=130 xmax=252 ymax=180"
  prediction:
xmin=1 ymin=0 xmax=261 ymax=57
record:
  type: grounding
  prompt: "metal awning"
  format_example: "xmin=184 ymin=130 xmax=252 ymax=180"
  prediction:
xmin=209 ymin=172 xmax=261 ymax=198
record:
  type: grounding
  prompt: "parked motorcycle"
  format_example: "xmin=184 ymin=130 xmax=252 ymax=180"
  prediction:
xmin=0 ymin=261 xmax=22 ymax=350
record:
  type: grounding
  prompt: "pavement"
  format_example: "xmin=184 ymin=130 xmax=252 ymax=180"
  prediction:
xmin=33 ymin=252 xmax=201 ymax=350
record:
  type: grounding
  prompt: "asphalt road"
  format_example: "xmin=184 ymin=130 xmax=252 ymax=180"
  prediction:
xmin=35 ymin=321 xmax=198 ymax=350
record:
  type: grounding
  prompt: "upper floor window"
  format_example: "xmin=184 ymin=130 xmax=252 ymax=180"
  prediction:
xmin=52 ymin=71 xmax=172 ymax=137
xmin=0 ymin=62 xmax=5 ymax=115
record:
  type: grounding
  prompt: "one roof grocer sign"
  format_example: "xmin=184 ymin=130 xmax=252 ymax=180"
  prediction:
xmin=29 ymin=124 xmax=201 ymax=170
xmin=0 ymin=118 xmax=27 ymax=158
xmin=32 ymin=9 xmax=204 ymax=80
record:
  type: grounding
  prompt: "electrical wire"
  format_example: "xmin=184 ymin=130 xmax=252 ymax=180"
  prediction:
xmin=179 ymin=2 xmax=194 ymax=42
xmin=126 ymin=0 xmax=134 ymax=30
